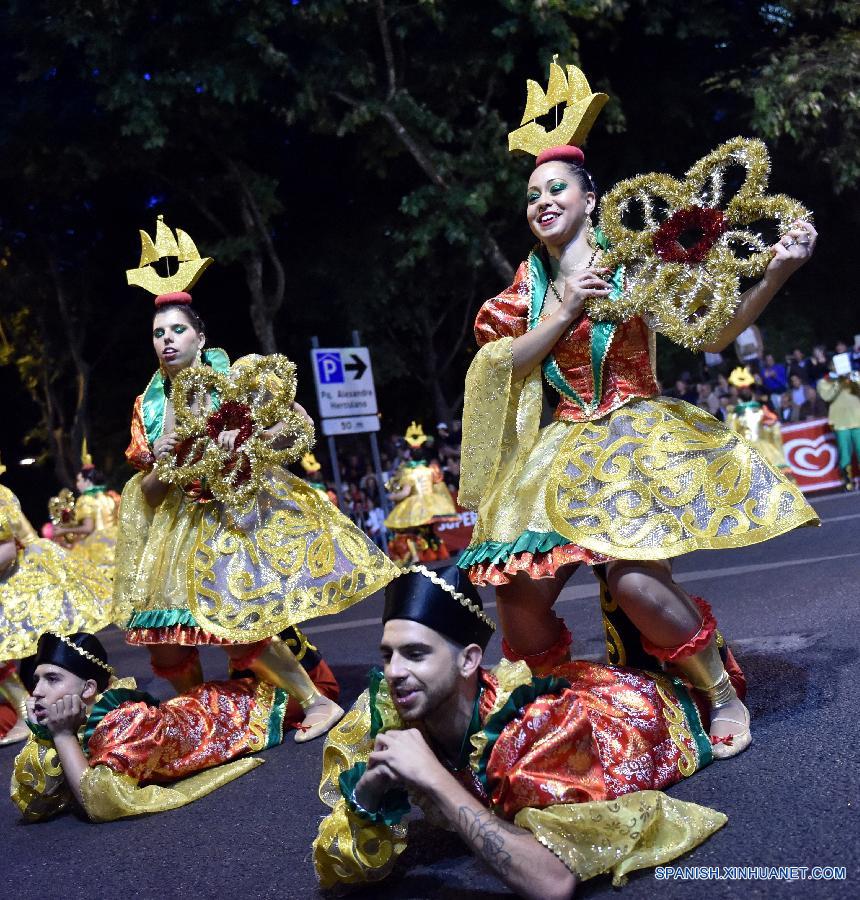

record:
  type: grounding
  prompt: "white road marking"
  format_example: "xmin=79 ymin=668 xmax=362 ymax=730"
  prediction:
xmin=303 ymin=550 xmax=860 ymax=635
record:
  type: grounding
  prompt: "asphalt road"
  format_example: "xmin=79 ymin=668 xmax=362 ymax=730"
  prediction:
xmin=5 ymin=490 xmax=859 ymax=900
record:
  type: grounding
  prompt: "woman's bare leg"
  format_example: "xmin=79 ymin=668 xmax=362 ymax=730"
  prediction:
xmin=147 ymin=644 xmax=203 ymax=694
xmin=494 ymin=564 xmax=579 ymax=674
xmin=227 ymin=638 xmax=344 ymax=743
xmin=606 ymin=560 xmax=750 ymax=758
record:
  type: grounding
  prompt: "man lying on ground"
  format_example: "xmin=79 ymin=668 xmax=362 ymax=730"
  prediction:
xmin=11 ymin=630 xmax=336 ymax=822
xmin=313 ymin=564 xmax=728 ymax=900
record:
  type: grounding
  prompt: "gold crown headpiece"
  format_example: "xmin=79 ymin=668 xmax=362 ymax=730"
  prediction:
xmin=0 ymin=451 xmax=5 ymax=477
xmin=404 ymin=422 xmax=428 ymax=449
xmin=728 ymin=366 xmax=756 ymax=388
xmin=126 ymin=215 xmax=213 ymax=297
xmin=50 ymin=632 xmax=116 ymax=677
xmin=301 ymin=452 xmax=321 ymax=474
xmin=398 ymin=565 xmax=496 ymax=632
xmin=508 ymin=56 xmax=609 ymax=157
xmin=81 ymin=438 xmax=93 ymax=469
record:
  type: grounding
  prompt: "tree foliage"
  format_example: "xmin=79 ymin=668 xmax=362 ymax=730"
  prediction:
xmin=0 ymin=0 xmax=856 ymax=509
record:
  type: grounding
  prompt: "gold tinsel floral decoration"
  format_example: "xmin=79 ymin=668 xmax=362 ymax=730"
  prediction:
xmin=155 ymin=354 xmax=314 ymax=508
xmin=590 ymin=137 xmax=810 ymax=349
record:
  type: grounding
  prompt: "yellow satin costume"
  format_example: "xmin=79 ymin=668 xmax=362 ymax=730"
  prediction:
xmin=458 ymin=253 xmax=817 ymax=584
xmin=116 ymin=350 xmax=397 ymax=644
xmin=70 ymin=488 xmax=119 ymax=577
xmin=10 ymin=676 xmax=279 ymax=822
xmin=383 ymin=461 xmax=457 ymax=530
xmin=725 ymin=401 xmax=792 ymax=476
xmin=0 ymin=485 xmax=114 ymax=661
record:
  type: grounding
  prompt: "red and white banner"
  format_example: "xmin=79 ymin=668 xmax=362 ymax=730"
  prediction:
xmin=433 ymin=504 xmax=477 ymax=552
xmin=781 ymin=418 xmax=842 ymax=493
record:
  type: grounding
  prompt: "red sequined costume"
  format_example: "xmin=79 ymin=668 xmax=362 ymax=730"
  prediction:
xmin=11 ymin=669 xmax=337 ymax=822
xmin=314 ymin=659 xmax=726 ymax=888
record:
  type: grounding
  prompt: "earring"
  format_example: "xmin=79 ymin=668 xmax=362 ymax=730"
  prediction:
xmin=586 ymin=216 xmax=597 ymax=249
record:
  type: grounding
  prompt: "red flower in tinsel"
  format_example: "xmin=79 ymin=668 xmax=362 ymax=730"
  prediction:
xmin=652 ymin=206 xmax=727 ymax=265
xmin=205 ymin=401 xmax=254 ymax=448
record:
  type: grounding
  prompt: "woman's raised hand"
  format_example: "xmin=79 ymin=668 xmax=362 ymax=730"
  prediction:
xmin=217 ymin=429 xmax=241 ymax=452
xmin=558 ymin=268 xmax=612 ymax=324
xmin=768 ymin=220 xmax=817 ymax=276
xmin=152 ymin=432 xmax=178 ymax=460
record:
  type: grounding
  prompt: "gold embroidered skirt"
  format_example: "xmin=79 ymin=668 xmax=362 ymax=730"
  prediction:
xmin=115 ymin=467 xmax=397 ymax=644
xmin=384 ymin=485 xmax=457 ymax=530
xmin=71 ymin=527 xmax=118 ymax=580
xmin=465 ymin=396 xmax=818 ymax=569
xmin=0 ymin=539 xmax=115 ymax=660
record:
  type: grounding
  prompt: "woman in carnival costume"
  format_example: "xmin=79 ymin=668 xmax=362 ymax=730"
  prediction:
xmin=115 ymin=216 xmax=397 ymax=742
xmin=724 ymin=367 xmax=793 ymax=480
xmin=0 ymin=454 xmax=114 ymax=745
xmin=384 ymin=422 xmax=458 ymax=565
xmin=11 ymin=632 xmax=336 ymax=821
xmin=458 ymin=61 xmax=819 ymax=758
xmin=51 ymin=443 xmax=121 ymax=577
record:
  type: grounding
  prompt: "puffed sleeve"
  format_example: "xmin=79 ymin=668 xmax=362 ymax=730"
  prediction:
xmin=312 ymin=689 xmax=409 ymax=888
xmin=816 ymin=377 xmax=841 ymax=403
xmin=125 ymin=395 xmax=156 ymax=471
xmin=10 ymin=732 xmax=74 ymax=822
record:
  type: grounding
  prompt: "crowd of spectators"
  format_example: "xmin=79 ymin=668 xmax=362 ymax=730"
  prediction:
xmin=303 ymin=421 xmax=462 ymax=545
xmin=662 ymin=328 xmax=860 ymax=425
xmin=308 ymin=332 xmax=860 ymax=544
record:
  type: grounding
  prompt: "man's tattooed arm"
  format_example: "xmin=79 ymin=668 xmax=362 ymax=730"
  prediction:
xmin=456 ymin=806 xmax=523 ymax=877
xmin=448 ymin=802 xmax=577 ymax=900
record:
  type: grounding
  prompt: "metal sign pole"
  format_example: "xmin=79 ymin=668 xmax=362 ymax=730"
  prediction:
xmin=311 ymin=335 xmax=346 ymax=513
xmin=352 ymin=331 xmax=391 ymax=550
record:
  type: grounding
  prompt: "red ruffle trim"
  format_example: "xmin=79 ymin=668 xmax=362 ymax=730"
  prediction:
xmin=641 ymin=595 xmax=717 ymax=662
xmin=227 ymin=639 xmax=271 ymax=671
xmin=126 ymin=625 xmax=240 ymax=646
xmin=0 ymin=701 xmax=18 ymax=737
xmin=502 ymin=621 xmax=573 ymax=676
xmin=150 ymin=648 xmax=201 ymax=679
xmin=0 ymin=661 xmax=16 ymax=682
xmin=468 ymin=543 xmax=609 ymax=587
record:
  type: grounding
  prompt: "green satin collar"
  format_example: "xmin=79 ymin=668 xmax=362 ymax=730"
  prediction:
xmin=526 ymin=235 xmax=620 ymax=414
xmin=141 ymin=348 xmax=230 ymax=447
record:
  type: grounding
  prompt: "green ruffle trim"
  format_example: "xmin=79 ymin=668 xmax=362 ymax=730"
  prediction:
xmin=26 ymin=722 xmax=53 ymax=743
xmin=458 ymin=529 xmax=572 ymax=568
xmin=665 ymin=675 xmax=713 ymax=769
xmin=126 ymin=609 xmax=201 ymax=630
xmin=474 ymin=675 xmax=571 ymax=797
xmin=339 ymin=761 xmax=411 ymax=826
xmin=82 ymin=687 xmax=160 ymax=753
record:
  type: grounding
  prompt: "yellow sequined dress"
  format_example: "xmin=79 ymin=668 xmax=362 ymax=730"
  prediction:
xmin=383 ymin=462 xmax=457 ymax=530
xmin=70 ymin=488 xmax=119 ymax=577
xmin=725 ymin=401 xmax=792 ymax=476
xmin=116 ymin=350 xmax=397 ymax=645
xmin=0 ymin=484 xmax=114 ymax=661
xmin=458 ymin=252 xmax=818 ymax=586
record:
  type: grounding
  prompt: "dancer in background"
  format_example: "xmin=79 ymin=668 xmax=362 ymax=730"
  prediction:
xmin=384 ymin=422 xmax=457 ymax=565
xmin=1 ymin=454 xmax=114 ymax=745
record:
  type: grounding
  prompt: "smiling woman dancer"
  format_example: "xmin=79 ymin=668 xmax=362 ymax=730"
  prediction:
xmin=458 ymin=64 xmax=819 ymax=758
xmin=115 ymin=217 xmax=396 ymax=742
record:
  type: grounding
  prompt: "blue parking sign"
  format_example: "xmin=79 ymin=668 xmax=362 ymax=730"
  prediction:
xmin=315 ymin=351 xmax=344 ymax=384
